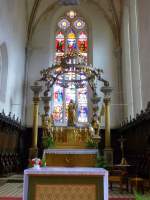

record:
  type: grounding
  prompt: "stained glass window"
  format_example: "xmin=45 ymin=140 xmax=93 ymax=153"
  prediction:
xmin=53 ymin=11 xmax=89 ymax=125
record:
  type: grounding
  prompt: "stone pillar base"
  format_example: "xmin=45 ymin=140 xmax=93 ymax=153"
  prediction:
xmin=104 ymin=148 xmax=113 ymax=165
xmin=29 ymin=147 xmax=38 ymax=159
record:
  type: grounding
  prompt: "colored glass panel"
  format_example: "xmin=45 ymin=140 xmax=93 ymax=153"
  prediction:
xmin=56 ymin=32 xmax=65 ymax=53
xmin=74 ymin=19 xmax=85 ymax=29
xmin=65 ymin=73 xmax=76 ymax=121
xmin=53 ymin=85 xmax=64 ymax=123
xmin=67 ymin=10 xmax=76 ymax=19
xmin=78 ymin=32 xmax=88 ymax=64
xmin=77 ymin=75 xmax=88 ymax=123
xmin=67 ymin=31 xmax=77 ymax=51
xmin=78 ymin=32 xmax=88 ymax=52
xmin=58 ymin=19 xmax=70 ymax=30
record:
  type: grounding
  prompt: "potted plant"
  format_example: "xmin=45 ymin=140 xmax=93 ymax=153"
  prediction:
xmin=42 ymin=136 xmax=55 ymax=149
xmin=96 ymin=155 xmax=109 ymax=170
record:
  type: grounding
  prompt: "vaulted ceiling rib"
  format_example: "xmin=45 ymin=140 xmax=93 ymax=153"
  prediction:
xmin=27 ymin=0 xmax=122 ymax=47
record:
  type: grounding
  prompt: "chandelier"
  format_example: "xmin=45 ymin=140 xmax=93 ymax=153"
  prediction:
xmin=39 ymin=50 xmax=109 ymax=96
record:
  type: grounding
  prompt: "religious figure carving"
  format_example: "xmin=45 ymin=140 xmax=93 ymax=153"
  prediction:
xmin=41 ymin=114 xmax=53 ymax=138
xmin=68 ymin=99 xmax=76 ymax=126
xmin=91 ymin=114 xmax=100 ymax=136
xmin=92 ymin=104 xmax=105 ymax=136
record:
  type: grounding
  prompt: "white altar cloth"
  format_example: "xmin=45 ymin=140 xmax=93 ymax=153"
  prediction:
xmin=23 ymin=167 xmax=108 ymax=200
xmin=43 ymin=148 xmax=98 ymax=155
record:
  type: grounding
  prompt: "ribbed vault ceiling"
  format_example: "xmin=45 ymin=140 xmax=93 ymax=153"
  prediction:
xmin=27 ymin=0 xmax=123 ymax=47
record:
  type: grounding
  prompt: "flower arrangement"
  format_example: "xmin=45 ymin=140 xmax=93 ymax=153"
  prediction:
xmin=31 ymin=158 xmax=42 ymax=169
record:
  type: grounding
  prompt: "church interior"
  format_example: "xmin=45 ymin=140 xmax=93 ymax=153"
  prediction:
xmin=0 ymin=0 xmax=150 ymax=199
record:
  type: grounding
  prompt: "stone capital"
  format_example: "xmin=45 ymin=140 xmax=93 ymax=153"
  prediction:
xmin=33 ymin=96 xmax=40 ymax=104
xmin=30 ymin=81 xmax=42 ymax=97
xmin=101 ymin=86 xmax=113 ymax=98
xmin=103 ymin=97 xmax=111 ymax=104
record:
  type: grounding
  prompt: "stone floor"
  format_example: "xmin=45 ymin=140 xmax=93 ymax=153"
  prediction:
xmin=0 ymin=174 xmax=149 ymax=199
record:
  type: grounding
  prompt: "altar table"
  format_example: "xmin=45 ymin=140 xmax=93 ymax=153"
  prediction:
xmin=23 ymin=167 xmax=108 ymax=200
xmin=43 ymin=149 xmax=98 ymax=167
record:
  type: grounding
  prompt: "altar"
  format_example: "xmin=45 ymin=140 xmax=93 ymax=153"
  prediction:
xmin=43 ymin=149 xmax=98 ymax=167
xmin=23 ymin=167 xmax=108 ymax=200
xmin=27 ymin=49 xmax=112 ymax=200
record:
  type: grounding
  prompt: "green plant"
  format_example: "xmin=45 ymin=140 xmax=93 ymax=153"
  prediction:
xmin=86 ymin=138 xmax=97 ymax=148
xmin=96 ymin=156 xmax=109 ymax=169
xmin=42 ymin=136 xmax=55 ymax=148
xmin=41 ymin=157 xmax=46 ymax=167
xmin=134 ymin=190 xmax=150 ymax=200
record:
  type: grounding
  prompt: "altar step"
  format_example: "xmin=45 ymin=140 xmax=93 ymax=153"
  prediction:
xmin=0 ymin=177 xmax=150 ymax=199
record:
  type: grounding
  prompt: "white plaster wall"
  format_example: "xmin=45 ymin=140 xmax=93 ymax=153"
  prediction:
xmin=0 ymin=0 xmax=26 ymax=119
xmin=26 ymin=1 xmax=122 ymax=128
xmin=137 ymin=0 xmax=150 ymax=110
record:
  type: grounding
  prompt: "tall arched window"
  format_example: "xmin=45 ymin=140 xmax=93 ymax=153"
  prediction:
xmin=53 ymin=10 xmax=88 ymax=125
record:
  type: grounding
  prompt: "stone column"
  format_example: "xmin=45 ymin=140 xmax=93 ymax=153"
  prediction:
xmin=101 ymin=85 xmax=113 ymax=165
xmin=29 ymin=81 xmax=42 ymax=159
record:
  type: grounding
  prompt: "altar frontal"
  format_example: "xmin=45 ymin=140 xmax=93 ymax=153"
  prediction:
xmin=23 ymin=167 xmax=108 ymax=200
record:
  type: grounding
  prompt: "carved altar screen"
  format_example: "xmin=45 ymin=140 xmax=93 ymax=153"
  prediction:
xmin=53 ymin=10 xmax=88 ymax=125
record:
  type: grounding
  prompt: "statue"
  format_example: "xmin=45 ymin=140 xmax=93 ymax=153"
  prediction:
xmin=91 ymin=114 xmax=100 ymax=136
xmin=91 ymin=105 xmax=104 ymax=137
xmin=41 ymin=114 xmax=53 ymax=138
xmin=68 ymin=99 xmax=76 ymax=126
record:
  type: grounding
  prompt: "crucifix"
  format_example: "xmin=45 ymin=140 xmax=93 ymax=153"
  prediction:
xmin=118 ymin=136 xmax=128 ymax=165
